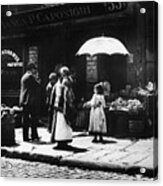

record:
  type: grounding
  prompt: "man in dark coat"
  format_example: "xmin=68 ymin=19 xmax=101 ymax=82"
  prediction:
xmin=46 ymin=72 xmax=57 ymax=132
xmin=19 ymin=63 xmax=40 ymax=142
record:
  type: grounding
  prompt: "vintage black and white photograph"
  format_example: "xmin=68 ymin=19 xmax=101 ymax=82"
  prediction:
xmin=1 ymin=1 xmax=158 ymax=180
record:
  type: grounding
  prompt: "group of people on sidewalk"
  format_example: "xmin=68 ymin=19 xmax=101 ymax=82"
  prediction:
xmin=19 ymin=62 xmax=108 ymax=148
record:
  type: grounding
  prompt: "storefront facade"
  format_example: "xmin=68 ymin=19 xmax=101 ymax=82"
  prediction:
xmin=1 ymin=2 xmax=157 ymax=105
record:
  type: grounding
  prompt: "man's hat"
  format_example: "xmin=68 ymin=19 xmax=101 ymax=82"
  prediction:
xmin=26 ymin=62 xmax=37 ymax=70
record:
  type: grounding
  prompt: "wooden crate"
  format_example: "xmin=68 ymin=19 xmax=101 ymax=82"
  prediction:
xmin=129 ymin=120 xmax=145 ymax=137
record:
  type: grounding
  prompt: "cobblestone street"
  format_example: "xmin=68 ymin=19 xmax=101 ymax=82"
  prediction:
xmin=1 ymin=157 xmax=153 ymax=180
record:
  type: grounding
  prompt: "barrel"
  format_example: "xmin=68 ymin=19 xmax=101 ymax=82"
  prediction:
xmin=108 ymin=110 xmax=128 ymax=138
xmin=1 ymin=111 xmax=15 ymax=146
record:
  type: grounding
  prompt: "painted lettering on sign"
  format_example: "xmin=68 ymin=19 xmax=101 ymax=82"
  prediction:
xmin=104 ymin=2 xmax=127 ymax=13
xmin=2 ymin=49 xmax=20 ymax=62
xmin=29 ymin=46 xmax=38 ymax=65
xmin=86 ymin=56 xmax=98 ymax=82
xmin=7 ymin=62 xmax=23 ymax=67
xmin=1 ymin=49 xmax=23 ymax=68
xmin=2 ymin=5 xmax=91 ymax=29
xmin=2 ymin=3 xmax=128 ymax=30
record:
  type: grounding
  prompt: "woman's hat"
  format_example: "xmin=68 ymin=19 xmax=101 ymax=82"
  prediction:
xmin=49 ymin=72 xmax=57 ymax=80
xmin=60 ymin=66 xmax=70 ymax=75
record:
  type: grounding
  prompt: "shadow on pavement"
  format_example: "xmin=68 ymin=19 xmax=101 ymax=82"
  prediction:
xmin=53 ymin=145 xmax=88 ymax=153
xmin=101 ymin=140 xmax=117 ymax=144
xmin=1 ymin=143 xmax=20 ymax=147
xmin=28 ymin=140 xmax=57 ymax=145
xmin=29 ymin=141 xmax=49 ymax=145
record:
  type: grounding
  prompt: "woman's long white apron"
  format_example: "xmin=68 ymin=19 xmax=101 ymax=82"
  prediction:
xmin=51 ymin=110 xmax=72 ymax=142
xmin=50 ymin=79 xmax=73 ymax=142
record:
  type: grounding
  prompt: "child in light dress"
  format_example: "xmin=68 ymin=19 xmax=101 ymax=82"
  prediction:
xmin=84 ymin=84 xmax=107 ymax=143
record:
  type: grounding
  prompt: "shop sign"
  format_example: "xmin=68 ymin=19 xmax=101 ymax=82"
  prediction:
xmin=127 ymin=53 xmax=134 ymax=63
xmin=2 ymin=49 xmax=20 ymax=62
xmin=29 ymin=46 xmax=38 ymax=65
xmin=1 ymin=49 xmax=23 ymax=91
xmin=1 ymin=49 xmax=23 ymax=67
xmin=104 ymin=2 xmax=127 ymax=13
xmin=7 ymin=62 xmax=23 ymax=67
xmin=2 ymin=3 xmax=128 ymax=30
xmin=86 ymin=56 xmax=98 ymax=82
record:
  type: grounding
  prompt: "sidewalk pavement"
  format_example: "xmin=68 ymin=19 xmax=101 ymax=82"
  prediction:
xmin=1 ymin=127 xmax=158 ymax=177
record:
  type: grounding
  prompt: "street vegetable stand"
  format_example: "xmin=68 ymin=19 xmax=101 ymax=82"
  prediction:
xmin=107 ymin=97 xmax=145 ymax=138
xmin=75 ymin=82 xmax=157 ymax=138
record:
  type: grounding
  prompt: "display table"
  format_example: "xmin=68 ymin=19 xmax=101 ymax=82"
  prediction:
xmin=75 ymin=105 xmax=153 ymax=138
xmin=108 ymin=109 xmax=148 ymax=138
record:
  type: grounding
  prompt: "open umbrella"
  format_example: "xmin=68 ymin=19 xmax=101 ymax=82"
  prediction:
xmin=76 ymin=36 xmax=130 ymax=56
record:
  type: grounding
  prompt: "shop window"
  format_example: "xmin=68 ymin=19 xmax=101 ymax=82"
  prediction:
xmin=1 ymin=49 xmax=23 ymax=90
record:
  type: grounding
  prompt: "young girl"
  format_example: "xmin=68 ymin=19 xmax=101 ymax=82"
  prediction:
xmin=84 ymin=84 xmax=107 ymax=143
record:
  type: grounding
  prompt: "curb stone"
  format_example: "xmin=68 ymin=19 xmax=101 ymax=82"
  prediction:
xmin=1 ymin=148 xmax=157 ymax=179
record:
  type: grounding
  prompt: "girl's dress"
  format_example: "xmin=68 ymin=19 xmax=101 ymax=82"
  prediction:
xmin=88 ymin=94 xmax=107 ymax=134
